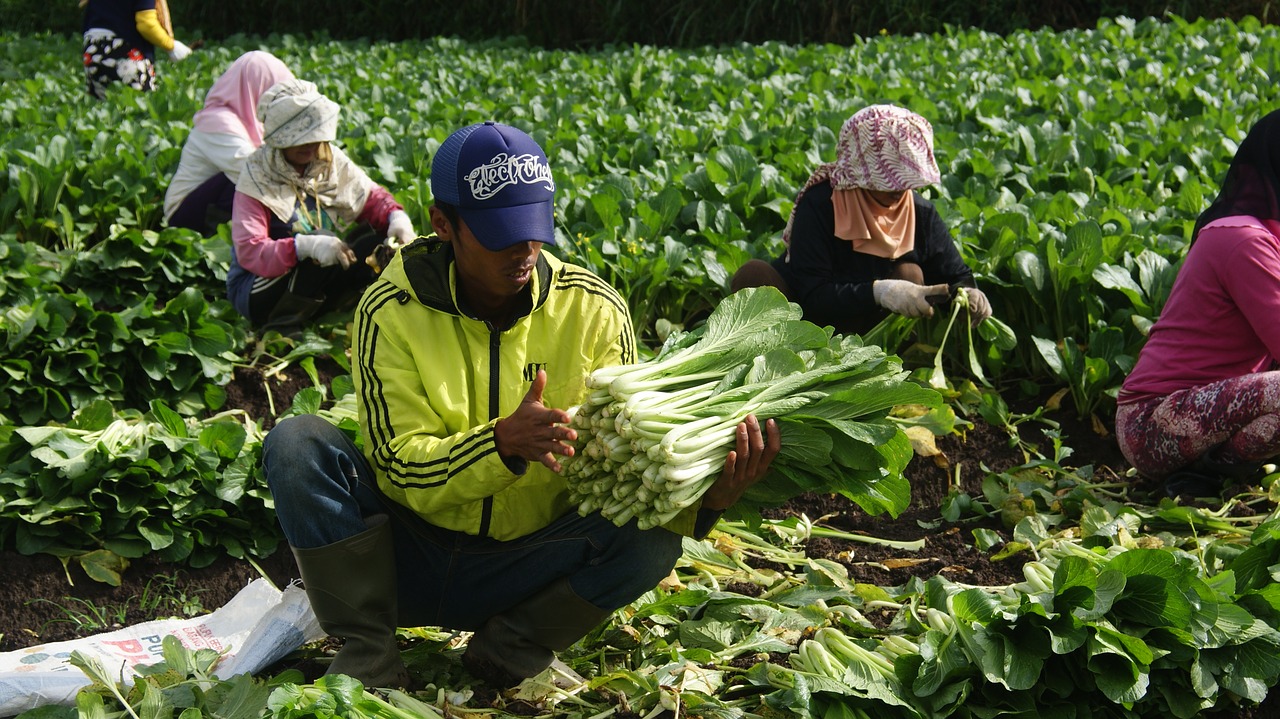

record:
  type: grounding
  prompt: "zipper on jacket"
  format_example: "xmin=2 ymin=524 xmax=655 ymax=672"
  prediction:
xmin=478 ymin=325 xmax=501 ymax=538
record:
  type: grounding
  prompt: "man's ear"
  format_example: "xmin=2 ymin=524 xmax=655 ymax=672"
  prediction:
xmin=429 ymin=206 xmax=453 ymax=241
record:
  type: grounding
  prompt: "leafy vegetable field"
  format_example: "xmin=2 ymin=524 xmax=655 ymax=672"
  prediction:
xmin=4 ymin=14 xmax=1280 ymax=719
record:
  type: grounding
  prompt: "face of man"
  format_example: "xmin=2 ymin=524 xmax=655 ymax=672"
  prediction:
xmin=431 ymin=206 xmax=542 ymax=323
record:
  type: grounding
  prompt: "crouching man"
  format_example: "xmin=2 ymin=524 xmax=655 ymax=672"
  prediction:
xmin=263 ymin=121 xmax=780 ymax=688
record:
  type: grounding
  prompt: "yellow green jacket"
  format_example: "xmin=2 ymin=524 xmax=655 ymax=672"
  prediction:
xmin=351 ymin=238 xmax=637 ymax=540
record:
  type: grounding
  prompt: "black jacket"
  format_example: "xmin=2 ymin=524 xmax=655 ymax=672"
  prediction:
xmin=773 ymin=180 xmax=975 ymax=336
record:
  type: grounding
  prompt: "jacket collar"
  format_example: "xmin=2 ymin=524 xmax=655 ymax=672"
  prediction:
xmin=392 ymin=237 xmax=554 ymax=326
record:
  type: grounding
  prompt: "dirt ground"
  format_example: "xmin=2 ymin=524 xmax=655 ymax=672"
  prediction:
xmin=2 ymin=362 xmax=1278 ymax=718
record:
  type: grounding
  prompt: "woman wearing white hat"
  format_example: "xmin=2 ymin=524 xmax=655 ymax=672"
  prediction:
xmin=227 ymin=79 xmax=416 ymax=335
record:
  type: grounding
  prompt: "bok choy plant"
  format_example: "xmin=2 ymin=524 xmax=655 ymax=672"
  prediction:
xmin=561 ymin=287 xmax=941 ymax=530
xmin=780 ymin=515 xmax=1280 ymax=718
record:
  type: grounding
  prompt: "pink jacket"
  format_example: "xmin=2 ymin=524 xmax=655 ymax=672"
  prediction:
xmin=1119 ymin=216 xmax=1280 ymax=403
xmin=230 ymin=185 xmax=403 ymax=279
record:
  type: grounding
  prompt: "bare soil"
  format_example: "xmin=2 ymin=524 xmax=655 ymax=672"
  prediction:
xmin=2 ymin=363 xmax=1277 ymax=717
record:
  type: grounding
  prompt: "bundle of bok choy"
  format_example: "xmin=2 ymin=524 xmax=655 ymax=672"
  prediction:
xmin=561 ymin=287 xmax=941 ymax=530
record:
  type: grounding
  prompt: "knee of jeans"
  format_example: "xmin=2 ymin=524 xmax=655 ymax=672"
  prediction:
xmin=626 ymin=528 xmax=684 ymax=586
xmin=266 ymin=414 xmax=337 ymax=449
xmin=263 ymin=415 xmax=341 ymax=486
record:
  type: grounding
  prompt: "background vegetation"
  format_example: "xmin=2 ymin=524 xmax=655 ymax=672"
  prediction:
xmin=6 ymin=13 xmax=1280 ymax=718
xmin=1 ymin=0 xmax=1270 ymax=46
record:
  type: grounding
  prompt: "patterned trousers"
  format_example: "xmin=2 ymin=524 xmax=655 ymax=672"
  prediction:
xmin=83 ymin=31 xmax=156 ymax=100
xmin=1116 ymin=371 xmax=1280 ymax=478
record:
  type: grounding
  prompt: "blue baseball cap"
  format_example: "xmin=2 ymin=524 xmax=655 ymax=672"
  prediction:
xmin=431 ymin=121 xmax=557 ymax=251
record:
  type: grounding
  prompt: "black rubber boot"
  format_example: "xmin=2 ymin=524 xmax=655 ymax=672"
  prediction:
xmin=461 ymin=578 xmax=611 ymax=688
xmin=1164 ymin=454 xmax=1265 ymax=499
xmin=292 ymin=516 xmax=410 ymax=688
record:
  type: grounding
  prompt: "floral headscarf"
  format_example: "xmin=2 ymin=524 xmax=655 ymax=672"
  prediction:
xmin=782 ymin=105 xmax=940 ymax=251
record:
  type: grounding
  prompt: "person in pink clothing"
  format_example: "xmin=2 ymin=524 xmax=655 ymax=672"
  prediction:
xmin=164 ymin=51 xmax=296 ymax=235
xmin=1116 ymin=109 xmax=1280 ymax=496
xmin=226 ymin=79 xmax=416 ymax=335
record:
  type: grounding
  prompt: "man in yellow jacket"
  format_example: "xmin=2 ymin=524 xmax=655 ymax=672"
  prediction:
xmin=263 ymin=122 xmax=780 ymax=689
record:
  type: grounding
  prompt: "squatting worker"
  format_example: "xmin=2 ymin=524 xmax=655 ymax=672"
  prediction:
xmin=227 ymin=79 xmax=415 ymax=335
xmin=262 ymin=122 xmax=781 ymax=688
xmin=164 ymin=51 xmax=296 ymax=236
xmin=1117 ymin=108 xmax=1280 ymax=496
xmin=731 ymin=104 xmax=991 ymax=335
xmin=80 ymin=0 xmax=191 ymax=100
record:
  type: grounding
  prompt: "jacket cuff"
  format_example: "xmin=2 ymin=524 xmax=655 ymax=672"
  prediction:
xmin=501 ymin=454 xmax=528 ymax=475
xmin=693 ymin=507 xmax=725 ymax=539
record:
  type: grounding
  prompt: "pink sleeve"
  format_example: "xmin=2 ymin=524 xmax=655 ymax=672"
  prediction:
xmin=231 ymin=192 xmax=297 ymax=279
xmin=1223 ymin=231 xmax=1280 ymax=361
xmin=358 ymin=185 xmax=405 ymax=234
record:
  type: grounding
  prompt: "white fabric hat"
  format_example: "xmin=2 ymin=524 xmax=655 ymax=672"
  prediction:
xmin=257 ymin=79 xmax=340 ymax=149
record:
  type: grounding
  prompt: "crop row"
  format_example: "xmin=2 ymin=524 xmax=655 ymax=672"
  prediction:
xmin=5 ymin=18 xmax=1277 ymax=419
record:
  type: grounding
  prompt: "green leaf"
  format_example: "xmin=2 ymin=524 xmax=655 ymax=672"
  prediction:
xmin=199 ymin=420 xmax=248 ymax=461
xmin=1012 ymin=250 xmax=1046 ymax=293
xmin=69 ymin=400 xmax=116 ymax=432
xmin=77 ymin=549 xmax=128 ymax=586
xmin=1105 ymin=549 xmax=1194 ymax=628
xmin=149 ymin=400 xmax=188 ymax=438
xmin=1087 ymin=625 xmax=1153 ymax=704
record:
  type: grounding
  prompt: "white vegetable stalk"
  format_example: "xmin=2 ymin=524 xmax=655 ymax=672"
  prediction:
xmin=566 ymin=369 xmax=746 ymax=529
xmin=562 ymin=287 xmax=940 ymax=531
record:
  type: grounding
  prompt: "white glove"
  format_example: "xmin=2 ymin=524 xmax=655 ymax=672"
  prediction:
xmin=169 ymin=40 xmax=192 ymax=62
xmin=965 ymin=287 xmax=992 ymax=326
xmin=386 ymin=210 xmax=416 ymax=248
xmin=295 ymin=233 xmax=355 ymax=269
xmin=872 ymin=279 xmax=951 ymax=319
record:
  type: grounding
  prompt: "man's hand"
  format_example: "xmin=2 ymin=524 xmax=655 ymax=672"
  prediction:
xmin=495 ymin=368 xmax=577 ymax=472
xmin=699 ymin=414 xmax=781 ymax=511
xmin=872 ymin=279 xmax=951 ymax=318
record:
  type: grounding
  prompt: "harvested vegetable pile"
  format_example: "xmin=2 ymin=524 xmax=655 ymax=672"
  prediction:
xmin=562 ymin=287 xmax=942 ymax=529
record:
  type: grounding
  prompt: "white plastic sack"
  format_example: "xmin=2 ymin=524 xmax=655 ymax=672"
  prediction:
xmin=0 ymin=578 xmax=324 ymax=717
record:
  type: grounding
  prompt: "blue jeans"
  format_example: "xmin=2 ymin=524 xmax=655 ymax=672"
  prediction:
xmin=263 ymin=414 xmax=683 ymax=631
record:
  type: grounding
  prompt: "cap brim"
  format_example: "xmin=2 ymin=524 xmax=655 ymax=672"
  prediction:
xmin=459 ymin=200 xmax=556 ymax=251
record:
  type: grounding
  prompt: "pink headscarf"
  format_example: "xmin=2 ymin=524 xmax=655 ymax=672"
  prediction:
xmin=192 ymin=51 xmax=295 ymax=147
xmin=782 ymin=105 xmax=940 ymax=250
